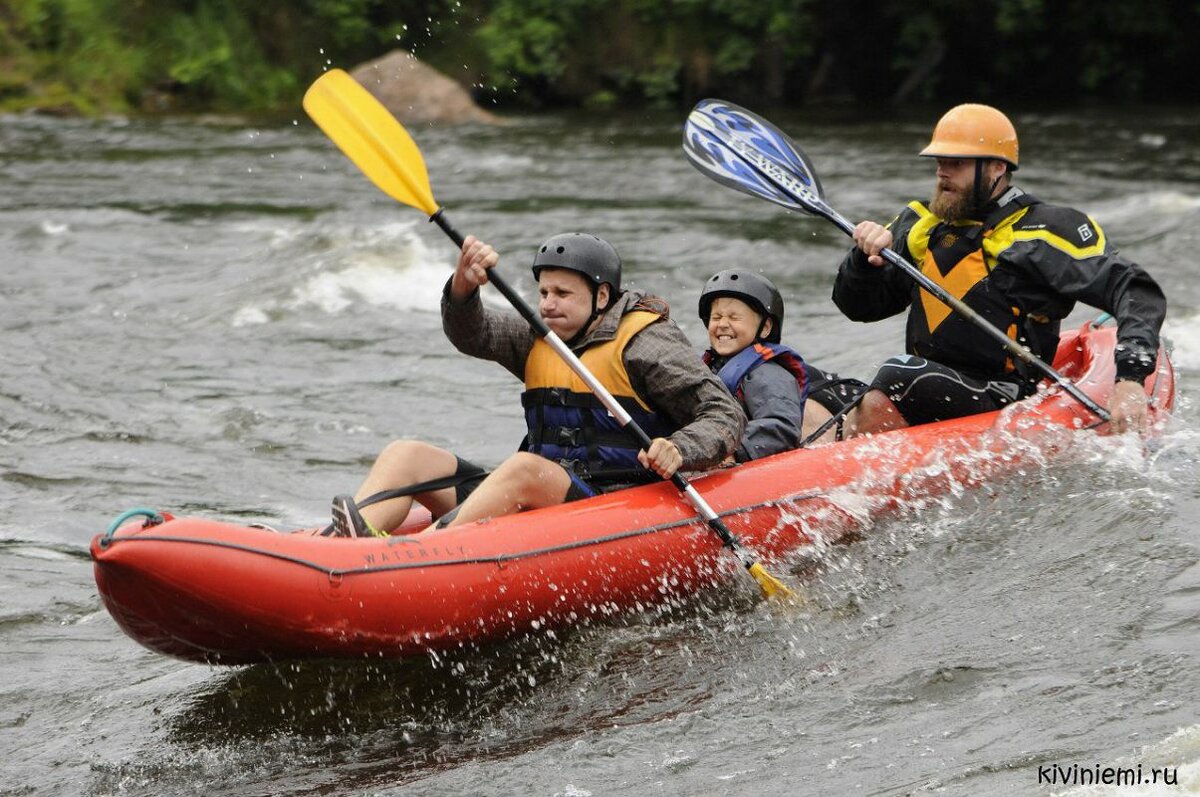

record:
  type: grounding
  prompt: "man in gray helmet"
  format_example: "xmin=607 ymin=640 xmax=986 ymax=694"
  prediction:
xmin=328 ymin=233 xmax=745 ymax=537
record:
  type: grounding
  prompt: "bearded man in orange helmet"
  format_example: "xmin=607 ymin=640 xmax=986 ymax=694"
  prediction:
xmin=832 ymin=103 xmax=1166 ymax=436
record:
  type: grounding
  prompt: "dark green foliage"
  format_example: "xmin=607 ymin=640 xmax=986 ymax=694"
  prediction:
xmin=474 ymin=0 xmax=812 ymax=107
xmin=0 ymin=0 xmax=453 ymax=113
xmin=1 ymin=0 xmax=1197 ymax=115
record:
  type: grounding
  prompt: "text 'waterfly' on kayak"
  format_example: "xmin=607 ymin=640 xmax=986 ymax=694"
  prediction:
xmin=91 ymin=324 xmax=1174 ymax=665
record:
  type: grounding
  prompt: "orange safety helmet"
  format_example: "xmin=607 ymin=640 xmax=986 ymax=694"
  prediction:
xmin=919 ymin=103 xmax=1019 ymax=170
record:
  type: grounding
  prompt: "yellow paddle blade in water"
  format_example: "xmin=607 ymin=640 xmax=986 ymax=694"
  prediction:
xmin=748 ymin=562 xmax=797 ymax=601
xmin=302 ymin=69 xmax=439 ymax=215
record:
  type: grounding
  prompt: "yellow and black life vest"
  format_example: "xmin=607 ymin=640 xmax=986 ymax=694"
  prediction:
xmin=521 ymin=310 xmax=676 ymax=484
xmin=902 ymin=193 xmax=1053 ymax=378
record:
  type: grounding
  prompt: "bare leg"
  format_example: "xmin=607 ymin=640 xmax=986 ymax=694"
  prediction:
xmin=354 ymin=440 xmax=461 ymax=532
xmin=439 ymin=452 xmax=572 ymax=528
xmin=844 ymin=389 xmax=909 ymax=437
xmin=800 ymin=399 xmax=836 ymax=445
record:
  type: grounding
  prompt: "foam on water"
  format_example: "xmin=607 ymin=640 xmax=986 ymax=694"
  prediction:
xmin=228 ymin=217 xmax=527 ymax=327
xmin=286 ymin=256 xmax=445 ymax=315
xmin=231 ymin=220 xmax=453 ymax=326
xmin=1053 ymin=724 xmax=1200 ymax=796
xmin=1085 ymin=190 xmax=1200 ymax=244
xmin=1162 ymin=313 xmax=1200 ymax=371
xmin=1089 ymin=190 xmax=1200 ymax=222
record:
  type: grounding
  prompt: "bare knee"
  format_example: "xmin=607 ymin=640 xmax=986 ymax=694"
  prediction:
xmin=377 ymin=439 xmax=431 ymax=464
xmin=372 ymin=439 xmax=458 ymax=477
xmin=445 ymin=453 xmax=569 ymax=526
xmin=858 ymin=390 xmax=893 ymax=417
xmin=491 ymin=452 xmax=550 ymax=488
xmin=492 ymin=453 xmax=571 ymax=506
xmin=848 ymin=389 xmax=907 ymax=436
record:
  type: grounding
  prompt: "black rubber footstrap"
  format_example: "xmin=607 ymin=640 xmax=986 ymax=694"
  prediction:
xmin=316 ymin=470 xmax=491 ymax=536
xmin=355 ymin=470 xmax=491 ymax=509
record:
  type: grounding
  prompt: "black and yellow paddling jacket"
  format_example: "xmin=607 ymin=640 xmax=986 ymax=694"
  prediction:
xmin=832 ymin=187 xmax=1166 ymax=387
xmin=521 ymin=302 xmax=678 ymax=485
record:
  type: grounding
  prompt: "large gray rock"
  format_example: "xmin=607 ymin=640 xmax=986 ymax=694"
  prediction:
xmin=350 ymin=51 xmax=501 ymax=126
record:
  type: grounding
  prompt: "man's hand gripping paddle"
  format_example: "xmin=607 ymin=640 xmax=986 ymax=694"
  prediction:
xmin=303 ymin=70 xmax=795 ymax=600
xmin=681 ymin=98 xmax=1111 ymax=423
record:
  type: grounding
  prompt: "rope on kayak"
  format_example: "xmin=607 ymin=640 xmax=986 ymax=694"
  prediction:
xmin=98 ymin=487 xmax=831 ymax=577
xmin=102 ymin=507 xmax=164 ymax=544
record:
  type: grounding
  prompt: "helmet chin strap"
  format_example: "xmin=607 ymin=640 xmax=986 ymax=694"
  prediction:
xmin=565 ymin=284 xmax=609 ymax=347
xmin=971 ymin=160 xmax=986 ymax=216
xmin=754 ymin=317 xmax=770 ymax=342
xmin=971 ymin=159 xmax=1006 ymax=217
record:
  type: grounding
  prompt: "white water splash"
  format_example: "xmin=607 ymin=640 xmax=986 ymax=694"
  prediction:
xmin=1088 ymin=190 xmax=1200 ymax=226
xmin=232 ymin=221 xmax=455 ymax=326
xmin=230 ymin=305 xmax=271 ymax=326
xmin=286 ymin=255 xmax=447 ymax=315
xmin=1053 ymin=724 xmax=1200 ymax=796
xmin=554 ymin=785 xmax=593 ymax=797
xmin=1161 ymin=314 xmax=1200 ymax=372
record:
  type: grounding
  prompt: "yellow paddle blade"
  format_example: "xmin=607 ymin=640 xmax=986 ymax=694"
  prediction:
xmin=747 ymin=562 xmax=797 ymax=601
xmin=302 ymin=69 xmax=439 ymax=215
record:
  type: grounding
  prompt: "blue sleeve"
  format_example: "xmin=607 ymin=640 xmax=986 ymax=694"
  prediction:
xmin=735 ymin=362 xmax=804 ymax=461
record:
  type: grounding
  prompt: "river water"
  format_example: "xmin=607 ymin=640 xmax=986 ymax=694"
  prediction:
xmin=1 ymin=104 xmax=1198 ymax=796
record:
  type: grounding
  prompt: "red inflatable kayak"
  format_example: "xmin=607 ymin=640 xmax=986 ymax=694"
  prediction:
xmin=91 ymin=324 xmax=1174 ymax=664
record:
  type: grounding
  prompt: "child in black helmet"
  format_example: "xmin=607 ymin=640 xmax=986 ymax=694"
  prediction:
xmin=699 ymin=269 xmax=866 ymax=457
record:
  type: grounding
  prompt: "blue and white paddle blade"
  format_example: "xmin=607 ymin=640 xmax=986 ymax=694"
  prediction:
xmin=683 ymin=113 xmax=804 ymax=212
xmin=696 ymin=99 xmax=825 ymax=202
xmin=683 ymin=99 xmax=826 ymax=214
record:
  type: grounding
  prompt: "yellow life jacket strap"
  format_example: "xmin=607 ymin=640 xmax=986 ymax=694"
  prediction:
xmin=524 ymin=310 xmax=662 ymax=411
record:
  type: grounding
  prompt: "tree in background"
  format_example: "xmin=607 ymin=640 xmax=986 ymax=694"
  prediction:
xmin=474 ymin=0 xmax=813 ymax=108
xmin=475 ymin=0 xmax=1200 ymax=108
xmin=0 ymin=0 xmax=451 ymax=113
xmin=1 ymin=0 xmax=1197 ymax=114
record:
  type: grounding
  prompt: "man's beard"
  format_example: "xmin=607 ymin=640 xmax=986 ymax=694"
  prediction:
xmin=930 ymin=183 xmax=973 ymax=221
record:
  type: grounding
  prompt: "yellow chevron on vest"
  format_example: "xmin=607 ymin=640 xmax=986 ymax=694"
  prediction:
xmin=906 ymin=201 xmax=1031 ymax=333
xmin=524 ymin=310 xmax=661 ymax=411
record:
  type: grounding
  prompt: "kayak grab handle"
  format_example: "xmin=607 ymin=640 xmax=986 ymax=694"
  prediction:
xmin=102 ymin=507 xmax=165 ymax=544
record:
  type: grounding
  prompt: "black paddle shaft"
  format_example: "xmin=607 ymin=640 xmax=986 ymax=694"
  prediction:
xmin=819 ymin=206 xmax=1110 ymax=422
xmin=430 ymin=209 xmax=549 ymax=335
xmin=427 ymin=207 xmax=744 ymax=551
xmin=682 ymin=99 xmax=1111 ymax=424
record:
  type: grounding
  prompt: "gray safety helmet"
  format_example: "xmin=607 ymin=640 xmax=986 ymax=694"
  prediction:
xmin=531 ymin=233 xmax=622 ymax=302
xmin=698 ymin=269 xmax=785 ymax=344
